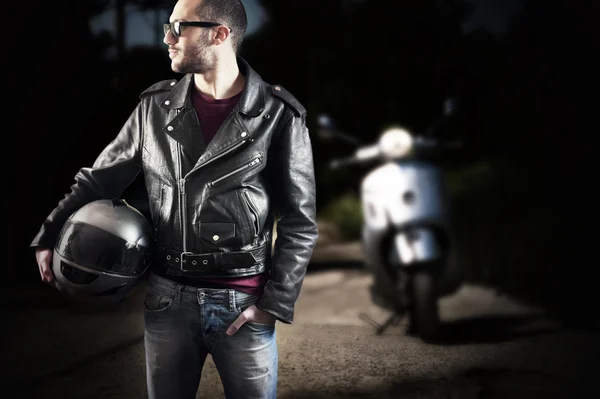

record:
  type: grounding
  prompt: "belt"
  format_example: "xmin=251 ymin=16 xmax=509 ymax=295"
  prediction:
xmin=161 ymin=245 xmax=268 ymax=272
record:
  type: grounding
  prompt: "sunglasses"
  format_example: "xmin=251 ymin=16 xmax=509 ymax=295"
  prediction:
xmin=163 ymin=21 xmax=231 ymax=38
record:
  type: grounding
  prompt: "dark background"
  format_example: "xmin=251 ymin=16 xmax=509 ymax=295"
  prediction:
xmin=7 ymin=0 xmax=598 ymax=332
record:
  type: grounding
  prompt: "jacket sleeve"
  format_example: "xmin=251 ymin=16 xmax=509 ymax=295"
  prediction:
xmin=30 ymin=103 xmax=145 ymax=250
xmin=256 ymin=111 xmax=319 ymax=324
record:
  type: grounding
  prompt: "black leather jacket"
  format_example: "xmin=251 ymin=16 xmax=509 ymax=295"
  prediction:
xmin=30 ymin=57 xmax=319 ymax=324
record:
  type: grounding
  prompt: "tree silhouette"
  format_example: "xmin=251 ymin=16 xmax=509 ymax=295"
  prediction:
xmin=449 ymin=0 xmax=599 ymax=330
xmin=241 ymin=0 xmax=473 ymax=208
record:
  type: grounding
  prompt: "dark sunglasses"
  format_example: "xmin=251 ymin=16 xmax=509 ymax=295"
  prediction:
xmin=163 ymin=21 xmax=231 ymax=38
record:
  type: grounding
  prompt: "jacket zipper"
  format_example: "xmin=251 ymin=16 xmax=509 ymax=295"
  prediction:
xmin=192 ymin=113 xmax=252 ymax=175
xmin=242 ymin=189 xmax=260 ymax=246
xmin=207 ymin=156 xmax=262 ymax=188
xmin=179 ymin=178 xmax=188 ymax=252
xmin=190 ymin=138 xmax=250 ymax=175
xmin=176 ymin=144 xmax=189 ymax=253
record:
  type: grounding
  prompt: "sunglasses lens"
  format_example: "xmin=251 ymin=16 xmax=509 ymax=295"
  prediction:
xmin=164 ymin=22 xmax=180 ymax=37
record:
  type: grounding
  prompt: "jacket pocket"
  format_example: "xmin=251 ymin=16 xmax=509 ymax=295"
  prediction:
xmin=196 ymin=222 xmax=236 ymax=248
xmin=241 ymin=189 xmax=260 ymax=246
xmin=146 ymin=168 xmax=173 ymax=233
xmin=152 ymin=184 xmax=173 ymax=233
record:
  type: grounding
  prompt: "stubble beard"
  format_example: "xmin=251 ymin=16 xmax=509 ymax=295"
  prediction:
xmin=172 ymin=38 xmax=215 ymax=75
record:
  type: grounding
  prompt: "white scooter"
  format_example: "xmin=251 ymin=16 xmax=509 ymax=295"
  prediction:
xmin=317 ymin=100 xmax=462 ymax=341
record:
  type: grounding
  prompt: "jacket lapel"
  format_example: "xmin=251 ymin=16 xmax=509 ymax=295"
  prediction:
xmin=159 ymin=74 xmax=205 ymax=151
xmin=162 ymin=104 xmax=207 ymax=153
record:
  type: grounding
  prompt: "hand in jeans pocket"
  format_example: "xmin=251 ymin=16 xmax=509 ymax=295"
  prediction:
xmin=226 ymin=304 xmax=276 ymax=335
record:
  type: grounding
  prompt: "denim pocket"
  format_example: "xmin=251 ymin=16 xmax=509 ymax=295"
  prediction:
xmin=144 ymin=290 xmax=173 ymax=313
xmin=235 ymin=291 xmax=259 ymax=312
xmin=235 ymin=292 xmax=275 ymax=327
xmin=246 ymin=320 xmax=275 ymax=328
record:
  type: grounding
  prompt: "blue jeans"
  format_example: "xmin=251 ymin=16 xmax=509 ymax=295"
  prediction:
xmin=143 ymin=272 xmax=278 ymax=399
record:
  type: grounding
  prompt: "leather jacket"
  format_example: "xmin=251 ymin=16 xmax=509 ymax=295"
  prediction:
xmin=30 ymin=57 xmax=319 ymax=324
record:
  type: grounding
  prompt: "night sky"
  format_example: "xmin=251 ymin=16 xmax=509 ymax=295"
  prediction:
xmin=90 ymin=0 xmax=526 ymax=49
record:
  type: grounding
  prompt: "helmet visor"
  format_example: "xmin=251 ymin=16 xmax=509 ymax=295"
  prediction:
xmin=56 ymin=221 xmax=151 ymax=276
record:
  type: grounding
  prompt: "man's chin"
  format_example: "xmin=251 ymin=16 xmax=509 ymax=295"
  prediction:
xmin=171 ymin=62 xmax=193 ymax=74
xmin=170 ymin=62 xmax=183 ymax=73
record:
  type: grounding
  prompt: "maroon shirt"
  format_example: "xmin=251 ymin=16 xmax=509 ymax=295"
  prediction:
xmin=192 ymin=90 xmax=240 ymax=143
xmin=175 ymin=89 xmax=269 ymax=295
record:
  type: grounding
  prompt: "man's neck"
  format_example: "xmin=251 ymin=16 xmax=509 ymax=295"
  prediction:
xmin=193 ymin=55 xmax=245 ymax=100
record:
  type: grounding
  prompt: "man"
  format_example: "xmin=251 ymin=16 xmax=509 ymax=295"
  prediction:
xmin=30 ymin=0 xmax=318 ymax=397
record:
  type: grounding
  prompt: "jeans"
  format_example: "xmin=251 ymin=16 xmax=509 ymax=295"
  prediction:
xmin=143 ymin=272 xmax=278 ymax=399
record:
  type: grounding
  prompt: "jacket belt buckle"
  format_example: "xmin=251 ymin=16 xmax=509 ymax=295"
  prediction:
xmin=180 ymin=251 xmax=213 ymax=272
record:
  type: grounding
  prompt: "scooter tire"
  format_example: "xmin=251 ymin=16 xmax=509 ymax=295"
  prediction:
xmin=408 ymin=270 xmax=440 ymax=342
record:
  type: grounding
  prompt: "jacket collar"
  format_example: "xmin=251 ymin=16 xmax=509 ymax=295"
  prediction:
xmin=161 ymin=56 xmax=265 ymax=118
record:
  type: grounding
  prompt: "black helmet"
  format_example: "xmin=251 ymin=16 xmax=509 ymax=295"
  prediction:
xmin=52 ymin=199 xmax=153 ymax=303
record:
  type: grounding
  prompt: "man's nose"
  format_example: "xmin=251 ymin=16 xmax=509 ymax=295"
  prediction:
xmin=163 ymin=30 xmax=176 ymax=45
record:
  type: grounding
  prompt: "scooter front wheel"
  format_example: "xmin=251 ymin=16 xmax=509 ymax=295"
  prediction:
xmin=408 ymin=269 xmax=440 ymax=342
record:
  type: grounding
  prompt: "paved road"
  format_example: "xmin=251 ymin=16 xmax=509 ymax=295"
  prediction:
xmin=3 ymin=244 xmax=599 ymax=398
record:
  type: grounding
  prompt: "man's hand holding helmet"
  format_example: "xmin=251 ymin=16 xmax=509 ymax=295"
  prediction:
xmin=35 ymin=247 xmax=55 ymax=285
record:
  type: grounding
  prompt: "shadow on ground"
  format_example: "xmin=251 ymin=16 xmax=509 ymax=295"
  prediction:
xmin=281 ymin=367 xmax=589 ymax=399
xmin=429 ymin=314 xmax=562 ymax=345
xmin=358 ymin=310 xmax=563 ymax=346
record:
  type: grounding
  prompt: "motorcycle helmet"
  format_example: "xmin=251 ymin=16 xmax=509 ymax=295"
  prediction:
xmin=52 ymin=199 xmax=154 ymax=303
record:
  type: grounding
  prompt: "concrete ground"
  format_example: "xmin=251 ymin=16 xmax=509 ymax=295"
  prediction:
xmin=3 ymin=239 xmax=600 ymax=398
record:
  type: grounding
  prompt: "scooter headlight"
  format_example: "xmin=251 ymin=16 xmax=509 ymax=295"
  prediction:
xmin=378 ymin=127 xmax=413 ymax=159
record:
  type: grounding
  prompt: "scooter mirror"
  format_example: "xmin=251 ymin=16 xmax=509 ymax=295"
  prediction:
xmin=443 ymin=97 xmax=457 ymax=117
xmin=316 ymin=114 xmax=335 ymax=141
xmin=317 ymin=114 xmax=335 ymax=129
xmin=315 ymin=113 xmax=362 ymax=146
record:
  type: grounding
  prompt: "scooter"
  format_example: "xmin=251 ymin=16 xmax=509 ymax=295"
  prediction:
xmin=317 ymin=99 xmax=462 ymax=341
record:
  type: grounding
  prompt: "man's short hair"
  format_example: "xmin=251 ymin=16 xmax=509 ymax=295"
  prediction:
xmin=196 ymin=0 xmax=248 ymax=53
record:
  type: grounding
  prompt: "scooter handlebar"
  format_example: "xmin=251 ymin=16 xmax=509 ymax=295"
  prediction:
xmin=329 ymin=143 xmax=382 ymax=169
xmin=328 ymin=137 xmax=463 ymax=169
xmin=328 ymin=157 xmax=358 ymax=170
xmin=413 ymin=136 xmax=463 ymax=150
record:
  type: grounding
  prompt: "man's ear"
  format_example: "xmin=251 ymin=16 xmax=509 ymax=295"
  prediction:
xmin=213 ymin=26 xmax=231 ymax=45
